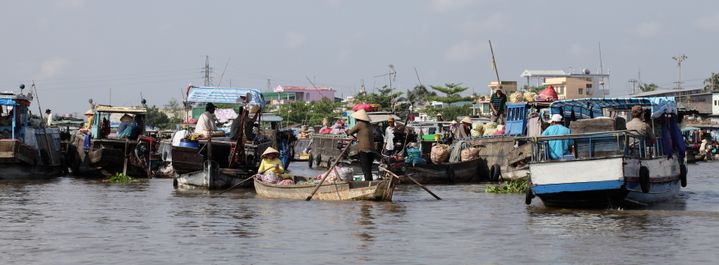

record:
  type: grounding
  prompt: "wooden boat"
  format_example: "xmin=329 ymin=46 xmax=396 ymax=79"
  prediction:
xmin=0 ymin=90 xmax=65 ymax=179
xmin=254 ymin=176 xmax=397 ymax=201
xmin=402 ymin=158 xmax=486 ymax=184
xmin=527 ymin=98 xmax=687 ymax=208
xmin=67 ymin=104 xmax=159 ymax=178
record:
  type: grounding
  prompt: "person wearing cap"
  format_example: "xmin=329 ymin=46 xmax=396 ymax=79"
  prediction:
xmin=542 ymin=114 xmax=573 ymax=160
xmin=383 ymin=117 xmax=397 ymax=155
xmin=257 ymin=147 xmax=290 ymax=182
xmin=454 ymin=117 xmax=473 ymax=139
xmin=45 ymin=109 xmax=53 ymax=127
xmin=490 ymin=88 xmax=507 ymax=124
xmin=194 ymin=103 xmax=218 ymax=138
xmin=347 ymin=109 xmax=375 ymax=181
xmin=626 ymin=105 xmax=655 ymax=145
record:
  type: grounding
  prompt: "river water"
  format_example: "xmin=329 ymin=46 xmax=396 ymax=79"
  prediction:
xmin=1 ymin=162 xmax=718 ymax=265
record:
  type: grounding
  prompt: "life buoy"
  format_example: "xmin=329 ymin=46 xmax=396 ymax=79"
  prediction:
xmin=490 ymin=164 xmax=502 ymax=181
xmin=639 ymin=166 xmax=650 ymax=193
xmin=680 ymin=164 xmax=688 ymax=187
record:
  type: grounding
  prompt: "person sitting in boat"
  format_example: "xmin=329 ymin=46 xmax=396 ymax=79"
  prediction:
xmin=299 ymin=125 xmax=311 ymax=139
xmin=453 ymin=117 xmax=472 ymax=140
xmin=194 ymin=103 xmax=219 ymax=138
xmin=118 ymin=116 xmax=141 ymax=139
xmin=257 ymin=147 xmax=291 ymax=184
xmin=626 ymin=105 xmax=656 ymax=145
xmin=319 ymin=118 xmax=332 ymax=134
xmin=347 ymin=109 xmax=375 ymax=181
xmin=330 ymin=119 xmax=347 ymax=134
xmin=117 ymin=114 xmax=133 ymax=136
xmin=542 ymin=114 xmax=573 ymax=160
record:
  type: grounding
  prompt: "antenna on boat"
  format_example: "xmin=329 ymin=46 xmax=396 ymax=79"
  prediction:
xmin=215 ymin=57 xmax=231 ymax=87
xmin=598 ymin=42 xmax=606 ymax=97
xmin=489 ymin=40 xmax=502 ymax=92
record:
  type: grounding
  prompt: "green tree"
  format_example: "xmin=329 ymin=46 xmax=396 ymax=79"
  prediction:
xmin=145 ymin=105 xmax=171 ymax=129
xmin=429 ymin=83 xmax=471 ymax=104
xmin=704 ymin=72 xmax=719 ymax=92
xmin=406 ymin=85 xmax=437 ymax=104
xmin=639 ymin=83 xmax=658 ymax=92
xmin=164 ymin=98 xmax=185 ymax=125
xmin=353 ymin=86 xmax=402 ymax=111
xmin=424 ymin=105 xmax=471 ymax=122
xmin=277 ymin=99 xmax=345 ymax=126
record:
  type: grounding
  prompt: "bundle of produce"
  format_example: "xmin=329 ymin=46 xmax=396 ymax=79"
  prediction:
xmin=460 ymin=147 xmax=480 ymax=161
xmin=470 ymin=122 xmax=484 ymax=137
xmin=430 ymin=144 xmax=450 ymax=164
xmin=509 ymin=92 xmax=525 ymax=103
xmin=483 ymin=122 xmax=498 ymax=136
xmin=523 ymin=91 xmax=537 ymax=102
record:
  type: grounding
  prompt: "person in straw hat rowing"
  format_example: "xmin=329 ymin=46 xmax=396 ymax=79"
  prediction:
xmin=347 ymin=109 xmax=375 ymax=181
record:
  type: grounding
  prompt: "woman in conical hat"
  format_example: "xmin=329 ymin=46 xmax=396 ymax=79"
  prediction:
xmin=257 ymin=147 xmax=290 ymax=181
xmin=347 ymin=109 xmax=375 ymax=181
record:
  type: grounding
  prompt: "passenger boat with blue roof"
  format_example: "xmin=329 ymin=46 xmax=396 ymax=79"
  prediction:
xmin=525 ymin=97 xmax=687 ymax=208
xmin=0 ymin=86 xmax=64 ymax=179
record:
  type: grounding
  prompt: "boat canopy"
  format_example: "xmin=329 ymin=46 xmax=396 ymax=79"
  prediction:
xmin=549 ymin=97 xmax=676 ymax=120
xmin=94 ymin=105 xmax=147 ymax=114
xmin=187 ymin=87 xmax=265 ymax=108
xmin=0 ymin=93 xmax=31 ymax=106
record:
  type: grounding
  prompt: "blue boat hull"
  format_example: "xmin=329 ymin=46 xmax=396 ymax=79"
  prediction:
xmin=533 ymin=179 xmax=681 ymax=208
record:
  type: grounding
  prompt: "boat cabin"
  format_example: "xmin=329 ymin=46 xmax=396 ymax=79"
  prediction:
xmin=90 ymin=105 xmax=148 ymax=140
xmin=0 ymin=92 xmax=31 ymax=140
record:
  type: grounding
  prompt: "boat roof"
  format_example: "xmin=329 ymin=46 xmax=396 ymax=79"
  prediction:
xmin=368 ymin=113 xmax=401 ymax=124
xmin=549 ymin=97 xmax=676 ymax=120
xmin=187 ymin=86 xmax=266 ymax=107
xmin=0 ymin=92 xmax=32 ymax=106
xmin=94 ymin=105 xmax=147 ymax=114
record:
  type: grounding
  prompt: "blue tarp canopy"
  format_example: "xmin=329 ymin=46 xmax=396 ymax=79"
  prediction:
xmin=549 ymin=97 xmax=675 ymax=120
xmin=187 ymin=87 xmax=265 ymax=107
xmin=0 ymin=98 xmax=16 ymax=106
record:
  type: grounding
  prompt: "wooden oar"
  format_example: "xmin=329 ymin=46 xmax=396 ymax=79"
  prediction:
xmin=218 ymin=175 xmax=256 ymax=194
xmin=380 ymin=166 xmax=441 ymax=200
xmin=305 ymin=141 xmax=353 ymax=201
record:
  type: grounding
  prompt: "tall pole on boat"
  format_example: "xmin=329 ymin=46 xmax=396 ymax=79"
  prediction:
xmin=32 ymin=82 xmax=56 ymax=166
xmin=489 ymin=40 xmax=501 ymax=92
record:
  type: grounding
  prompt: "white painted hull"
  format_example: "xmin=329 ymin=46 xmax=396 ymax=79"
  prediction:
xmin=529 ymin=157 xmax=682 ymax=208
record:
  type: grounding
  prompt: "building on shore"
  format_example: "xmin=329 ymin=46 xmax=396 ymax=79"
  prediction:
xmin=273 ymin=85 xmax=336 ymax=103
xmin=488 ymin=81 xmax=518 ymax=94
xmin=521 ymin=69 xmax=609 ymax=99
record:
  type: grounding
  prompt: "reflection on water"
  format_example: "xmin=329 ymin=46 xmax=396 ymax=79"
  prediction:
xmin=0 ymin=163 xmax=718 ymax=264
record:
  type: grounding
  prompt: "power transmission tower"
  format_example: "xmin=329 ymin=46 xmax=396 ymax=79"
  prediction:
xmin=202 ymin=55 xmax=213 ymax=86
xmin=672 ymin=54 xmax=687 ymax=89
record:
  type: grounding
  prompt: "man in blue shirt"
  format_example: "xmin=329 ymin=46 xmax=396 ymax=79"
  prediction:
xmin=542 ymin=114 xmax=573 ymax=160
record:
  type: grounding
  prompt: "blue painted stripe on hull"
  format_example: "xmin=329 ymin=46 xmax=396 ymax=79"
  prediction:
xmin=532 ymin=180 xmax=624 ymax=195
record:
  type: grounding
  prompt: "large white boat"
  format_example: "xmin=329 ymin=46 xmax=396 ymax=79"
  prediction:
xmin=526 ymin=98 xmax=687 ymax=208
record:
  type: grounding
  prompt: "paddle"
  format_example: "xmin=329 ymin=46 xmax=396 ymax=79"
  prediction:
xmin=305 ymin=140 xmax=353 ymax=201
xmin=380 ymin=166 xmax=441 ymax=200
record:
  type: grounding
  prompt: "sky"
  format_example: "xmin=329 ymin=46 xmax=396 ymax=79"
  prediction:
xmin=1 ymin=0 xmax=719 ymax=115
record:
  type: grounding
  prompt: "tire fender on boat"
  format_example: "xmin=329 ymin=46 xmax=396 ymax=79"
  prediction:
xmin=308 ymin=153 xmax=314 ymax=168
xmin=525 ymin=189 xmax=534 ymax=205
xmin=490 ymin=164 xmax=502 ymax=181
xmin=639 ymin=166 xmax=650 ymax=193
xmin=680 ymin=164 xmax=688 ymax=188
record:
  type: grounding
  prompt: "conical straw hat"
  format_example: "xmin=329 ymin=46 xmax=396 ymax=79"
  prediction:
xmin=261 ymin=147 xmax=279 ymax=157
xmin=461 ymin=116 xmax=472 ymax=124
xmin=352 ymin=109 xmax=371 ymax=122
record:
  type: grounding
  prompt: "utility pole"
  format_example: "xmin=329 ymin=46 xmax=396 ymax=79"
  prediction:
xmin=203 ymin=55 xmax=213 ymax=87
xmin=672 ymin=54 xmax=687 ymax=89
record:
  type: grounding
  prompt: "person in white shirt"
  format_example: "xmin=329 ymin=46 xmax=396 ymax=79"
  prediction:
xmin=194 ymin=103 xmax=218 ymax=138
xmin=383 ymin=117 xmax=396 ymax=155
xmin=45 ymin=109 xmax=53 ymax=127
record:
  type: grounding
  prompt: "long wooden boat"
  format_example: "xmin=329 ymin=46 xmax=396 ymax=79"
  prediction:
xmin=0 ymin=91 xmax=65 ymax=179
xmin=402 ymin=158 xmax=486 ymax=184
xmin=254 ymin=176 xmax=397 ymax=201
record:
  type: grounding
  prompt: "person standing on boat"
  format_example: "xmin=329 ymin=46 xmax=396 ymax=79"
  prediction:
xmin=347 ymin=109 xmax=375 ymax=181
xmin=194 ymin=103 xmax=218 ymax=138
xmin=542 ymin=114 xmax=573 ymax=160
xmin=383 ymin=117 xmax=396 ymax=155
xmin=626 ymin=105 xmax=655 ymax=144
xmin=490 ymin=88 xmax=507 ymax=124
xmin=454 ymin=117 xmax=472 ymax=139
xmin=45 ymin=109 xmax=53 ymax=127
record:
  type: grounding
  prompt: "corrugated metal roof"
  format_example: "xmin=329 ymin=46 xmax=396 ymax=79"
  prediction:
xmin=187 ymin=87 xmax=265 ymax=107
xmin=94 ymin=105 xmax=147 ymax=113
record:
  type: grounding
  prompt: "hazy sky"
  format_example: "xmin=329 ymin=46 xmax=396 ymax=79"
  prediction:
xmin=1 ymin=0 xmax=718 ymax=114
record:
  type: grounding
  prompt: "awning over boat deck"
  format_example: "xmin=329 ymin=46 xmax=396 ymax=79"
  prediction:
xmin=368 ymin=113 xmax=401 ymax=124
xmin=549 ymin=97 xmax=676 ymax=120
xmin=187 ymin=87 xmax=266 ymax=107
